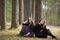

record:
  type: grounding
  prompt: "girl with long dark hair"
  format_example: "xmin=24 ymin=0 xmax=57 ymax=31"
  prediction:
xmin=19 ymin=17 xmax=35 ymax=37
xmin=33 ymin=19 xmax=57 ymax=39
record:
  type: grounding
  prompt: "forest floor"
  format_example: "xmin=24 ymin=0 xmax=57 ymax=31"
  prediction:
xmin=0 ymin=23 xmax=60 ymax=40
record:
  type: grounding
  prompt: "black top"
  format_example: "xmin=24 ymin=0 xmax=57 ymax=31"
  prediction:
xmin=23 ymin=21 xmax=34 ymax=33
xmin=33 ymin=23 xmax=46 ymax=37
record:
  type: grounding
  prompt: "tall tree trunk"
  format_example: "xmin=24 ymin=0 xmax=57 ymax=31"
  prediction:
xmin=35 ymin=0 xmax=42 ymax=23
xmin=11 ymin=0 xmax=19 ymax=29
xmin=32 ymin=0 xmax=35 ymax=22
xmin=21 ymin=0 xmax=24 ymax=23
xmin=19 ymin=0 xmax=22 ymax=24
xmin=24 ymin=0 xmax=32 ymax=20
xmin=0 ymin=0 xmax=6 ymax=30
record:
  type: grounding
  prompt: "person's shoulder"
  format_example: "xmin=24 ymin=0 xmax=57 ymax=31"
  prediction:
xmin=22 ymin=20 xmax=29 ymax=25
xmin=35 ymin=23 xmax=40 ymax=27
xmin=22 ymin=20 xmax=27 ymax=24
xmin=36 ymin=23 xmax=40 ymax=25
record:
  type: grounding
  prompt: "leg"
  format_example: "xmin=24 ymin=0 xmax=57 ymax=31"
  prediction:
xmin=44 ymin=29 xmax=57 ymax=39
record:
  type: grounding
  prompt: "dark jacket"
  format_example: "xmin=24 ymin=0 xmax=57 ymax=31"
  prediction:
xmin=20 ymin=21 xmax=34 ymax=37
xmin=33 ymin=23 xmax=47 ymax=38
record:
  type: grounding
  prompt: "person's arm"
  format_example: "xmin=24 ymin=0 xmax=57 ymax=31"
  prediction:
xmin=41 ymin=25 xmax=48 ymax=31
xmin=22 ymin=20 xmax=29 ymax=26
xmin=40 ymin=24 xmax=46 ymax=29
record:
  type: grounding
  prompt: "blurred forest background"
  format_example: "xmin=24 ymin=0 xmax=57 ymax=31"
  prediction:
xmin=42 ymin=0 xmax=60 ymax=26
xmin=6 ymin=0 xmax=60 ymax=26
xmin=0 ymin=0 xmax=60 ymax=40
xmin=4 ymin=0 xmax=12 ymax=30
xmin=6 ymin=0 xmax=12 ymax=22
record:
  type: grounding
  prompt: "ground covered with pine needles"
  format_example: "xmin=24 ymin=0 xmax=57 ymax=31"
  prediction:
xmin=0 ymin=23 xmax=60 ymax=40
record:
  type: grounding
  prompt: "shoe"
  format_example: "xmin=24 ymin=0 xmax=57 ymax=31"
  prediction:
xmin=52 ymin=36 xmax=57 ymax=40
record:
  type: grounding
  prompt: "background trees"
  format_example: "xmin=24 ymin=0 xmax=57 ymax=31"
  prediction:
xmin=42 ymin=0 xmax=60 ymax=26
xmin=11 ymin=0 xmax=19 ymax=29
xmin=0 ymin=0 xmax=60 ymax=30
xmin=0 ymin=0 xmax=6 ymax=30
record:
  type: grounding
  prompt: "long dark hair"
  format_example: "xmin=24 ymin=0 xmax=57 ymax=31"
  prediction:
xmin=39 ymin=19 xmax=45 ymax=25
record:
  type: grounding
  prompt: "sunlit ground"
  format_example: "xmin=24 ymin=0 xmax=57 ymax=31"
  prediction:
xmin=0 ymin=23 xmax=60 ymax=40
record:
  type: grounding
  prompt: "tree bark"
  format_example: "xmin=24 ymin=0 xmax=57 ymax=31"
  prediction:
xmin=21 ymin=0 xmax=24 ymax=23
xmin=11 ymin=0 xmax=19 ymax=29
xmin=32 ymin=0 xmax=35 ymax=22
xmin=0 ymin=0 xmax=6 ymax=30
xmin=19 ymin=0 xmax=22 ymax=24
xmin=35 ymin=0 xmax=42 ymax=23
xmin=24 ymin=0 xmax=32 ymax=20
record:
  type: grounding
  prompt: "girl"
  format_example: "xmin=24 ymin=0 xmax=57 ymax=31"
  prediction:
xmin=33 ymin=19 xmax=57 ymax=39
xmin=19 ymin=17 xmax=35 ymax=37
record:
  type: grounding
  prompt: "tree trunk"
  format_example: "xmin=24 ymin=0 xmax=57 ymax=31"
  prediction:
xmin=0 ymin=0 xmax=6 ymax=30
xmin=19 ymin=0 xmax=22 ymax=24
xmin=35 ymin=0 xmax=42 ymax=23
xmin=32 ymin=0 xmax=35 ymax=22
xmin=24 ymin=0 xmax=32 ymax=20
xmin=21 ymin=0 xmax=24 ymax=23
xmin=11 ymin=0 xmax=19 ymax=29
